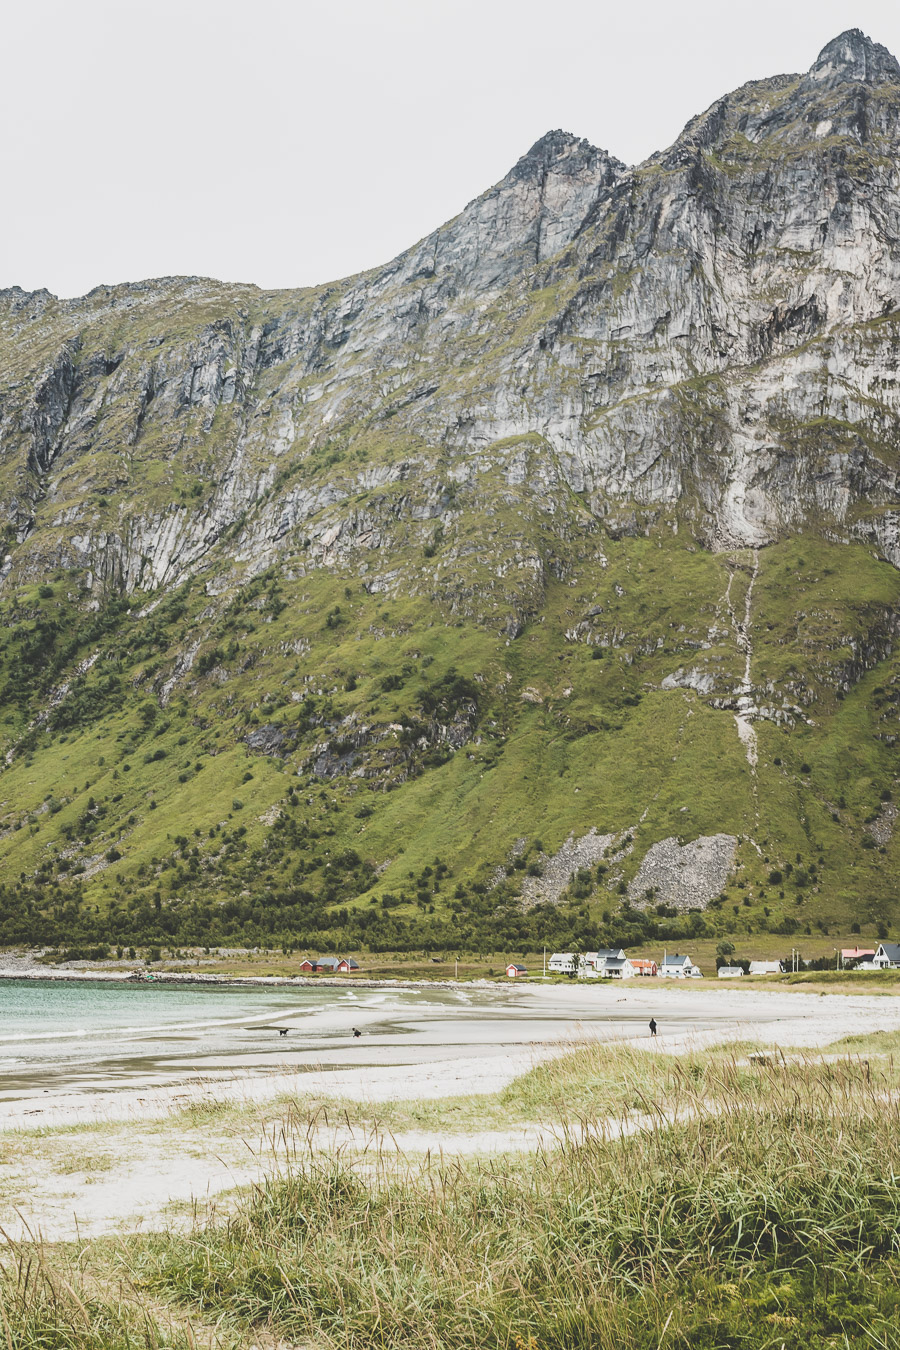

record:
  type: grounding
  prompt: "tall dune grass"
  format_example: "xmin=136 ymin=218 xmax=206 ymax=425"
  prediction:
xmin=133 ymin=1055 xmax=900 ymax=1349
xmin=0 ymin=1236 xmax=201 ymax=1348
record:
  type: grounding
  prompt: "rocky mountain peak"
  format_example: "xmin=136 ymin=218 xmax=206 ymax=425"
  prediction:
xmin=380 ymin=128 xmax=624 ymax=298
xmin=513 ymin=129 xmax=616 ymax=175
xmin=503 ymin=128 xmax=624 ymax=201
xmin=807 ymin=28 xmax=900 ymax=87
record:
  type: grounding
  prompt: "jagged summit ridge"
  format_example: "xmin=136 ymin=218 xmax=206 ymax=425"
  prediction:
xmin=808 ymin=28 xmax=900 ymax=86
xmin=513 ymin=128 xmax=621 ymax=176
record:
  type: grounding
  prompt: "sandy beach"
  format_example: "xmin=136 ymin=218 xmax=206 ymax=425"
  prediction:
xmin=0 ymin=980 xmax=898 ymax=1242
xmin=1 ymin=975 xmax=887 ymax=1126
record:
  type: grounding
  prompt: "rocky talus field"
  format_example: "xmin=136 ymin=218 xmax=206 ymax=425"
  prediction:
xmin=1 ymin=29 xmax=899 ymax=954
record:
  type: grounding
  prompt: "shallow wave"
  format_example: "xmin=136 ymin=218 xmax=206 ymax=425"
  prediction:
xmin=0 ymin=1007 xmax=304 ymax=1044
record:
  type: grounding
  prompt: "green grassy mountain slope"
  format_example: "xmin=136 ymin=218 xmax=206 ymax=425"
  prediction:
xmin=0 ymin=30 xmax=898 ymax=956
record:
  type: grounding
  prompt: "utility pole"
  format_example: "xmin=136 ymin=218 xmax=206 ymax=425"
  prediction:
xmin=455 ymin=955 xmax=458 ymax=980
xmin=543 ymin=947 xmax=546 ymax=978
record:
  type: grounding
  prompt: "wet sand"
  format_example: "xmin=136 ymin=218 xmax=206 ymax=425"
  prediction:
xmin=1 ymin=981 xmax=896 ymax=1130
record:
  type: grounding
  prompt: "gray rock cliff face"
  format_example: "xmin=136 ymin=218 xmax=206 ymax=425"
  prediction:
xmin=1 ymin=30 xmax=899 ymax=597
xmin=3 ymin=33 xmax=900 ymax=933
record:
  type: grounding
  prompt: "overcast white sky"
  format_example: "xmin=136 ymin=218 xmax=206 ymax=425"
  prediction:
xmin=2 ymin=0 xmax=898 ymax=298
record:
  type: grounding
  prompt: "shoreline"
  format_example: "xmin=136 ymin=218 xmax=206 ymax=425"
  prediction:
xmin=2 ymin=982 xmax=900 ymax=1125
xmin=2 ymin=982 xmax=900 ymax=1243
xmin=2 ymin=963 xmax=897 ymax=996
xmin=0 ymin=966 xmax=472 ymax=991
xmin=0 ymin=950 xmax=495 ymax=992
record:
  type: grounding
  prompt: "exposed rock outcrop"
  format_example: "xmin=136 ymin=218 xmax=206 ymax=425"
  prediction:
xmin=2 ymin=31 xmax=900 ymax=612
xmin=522 ymin=829 xmax=618 ymax=907
xmin=628 ymin=835 xmax=738 ymax=910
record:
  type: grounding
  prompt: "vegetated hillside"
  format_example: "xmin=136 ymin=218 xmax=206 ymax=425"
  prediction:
xmin=0 ymin=29 xmax=899 ymax=955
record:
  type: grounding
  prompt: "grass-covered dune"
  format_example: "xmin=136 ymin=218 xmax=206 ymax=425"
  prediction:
xmin=4 ymin=1042 xmax=900 ymax=1348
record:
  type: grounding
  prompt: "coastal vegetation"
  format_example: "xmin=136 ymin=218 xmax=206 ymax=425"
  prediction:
xmin=2 ymin=1037 xmax=900 ymax=1348
xmin=138 ymin=1082 xmax=900 ymax=1348
xmin=0 ymin=535 xmax=897 ymax=960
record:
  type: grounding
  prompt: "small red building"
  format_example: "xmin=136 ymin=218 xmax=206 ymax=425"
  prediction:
xmin=308 ymin=956 xmax=361 ymax=973
xmin=298 ymin=959 xmax=315 ymax=972
xmin=631 ymin=959 xmax=658 ymax=978
xmin=506 ymin=963 xmax=527 ymax=978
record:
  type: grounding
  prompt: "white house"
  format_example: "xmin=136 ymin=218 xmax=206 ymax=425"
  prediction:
xmin=717 ymin=965 xmax=744 ymax=978
xmin=549 ymin=952 xmax=577 ymax=976
xmin=578 ymin=948 xmax=627 ymax=979
xmin=599 ymin=956 xmax=635 ymax=979
xmin=873 ymin=942 xmax=900 ymax=968
xmin=659 ymin=952 xmax=702 ymax=978
xmin=748 ymin=961 xmax=782 ymax=975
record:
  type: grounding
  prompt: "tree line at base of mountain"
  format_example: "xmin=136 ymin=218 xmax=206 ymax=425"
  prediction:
xmin=0 ymin=872 xmax=844 ymax=960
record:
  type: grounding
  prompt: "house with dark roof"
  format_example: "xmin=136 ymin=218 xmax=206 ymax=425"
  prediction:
xmin=313 ymin=956 xmax=360 ymax=973
xmin=660 ymin=952 xmax=702 ymax=978
xmin=873 ymin=942 xmax=900 ymax=968
xmin=578 ymin=948 xmax=627 ymax=979
xmin=506 ymin=963 xmax=527 ymax=978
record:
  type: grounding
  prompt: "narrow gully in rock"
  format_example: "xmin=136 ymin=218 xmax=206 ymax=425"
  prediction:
xmin=734 ymin=548 xmax=760 ymax=775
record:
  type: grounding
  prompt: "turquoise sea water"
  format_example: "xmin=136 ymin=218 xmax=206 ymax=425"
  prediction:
xmin=0 ymin=977 xmax=730 ymax=1101
xmin=0 ymin=977 xmax=417 ymax=1096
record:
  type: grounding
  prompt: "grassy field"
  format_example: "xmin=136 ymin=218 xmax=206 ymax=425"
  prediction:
xmin=133 ymin=1079 xmax=900 ymax=1349
xmin=3 ymin=1037 xmax=900 ymax=1348
xmin=48 ymin=929 xmax=900 ymax=981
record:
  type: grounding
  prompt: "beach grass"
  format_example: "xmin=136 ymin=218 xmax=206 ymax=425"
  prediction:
xmin=122 ymin=1054 xmax=900 ymax=1349
xmin=233 ymin=1037 xmax=900 ymax=1139
xmin=5 ymin=1041 xmax=900 ymax=1348
xmin=826 ymin=1027 xmax=900 ymax=1054
xmin=0 ymin=1237 xmax=210 ymax=1349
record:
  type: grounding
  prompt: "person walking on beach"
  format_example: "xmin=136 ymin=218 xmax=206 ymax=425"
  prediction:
xmin=649 ymin=1017 xmax=658 ymax=1037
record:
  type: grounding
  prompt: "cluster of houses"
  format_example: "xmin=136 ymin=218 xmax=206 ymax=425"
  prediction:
xmin=543 ymin=949 xmax=703 ymax=979
xmin=298 ymin=956 xmax=360 ymax=974
xmin=718 ymin=942 xmax=900 ymax=977
xmin=518 ymin=942 xmax=900 ymax=980
xmin=294 ymin=945 xmax=900 ymax=981
xmin=838 ymin=942 xmax=900 ymax=970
